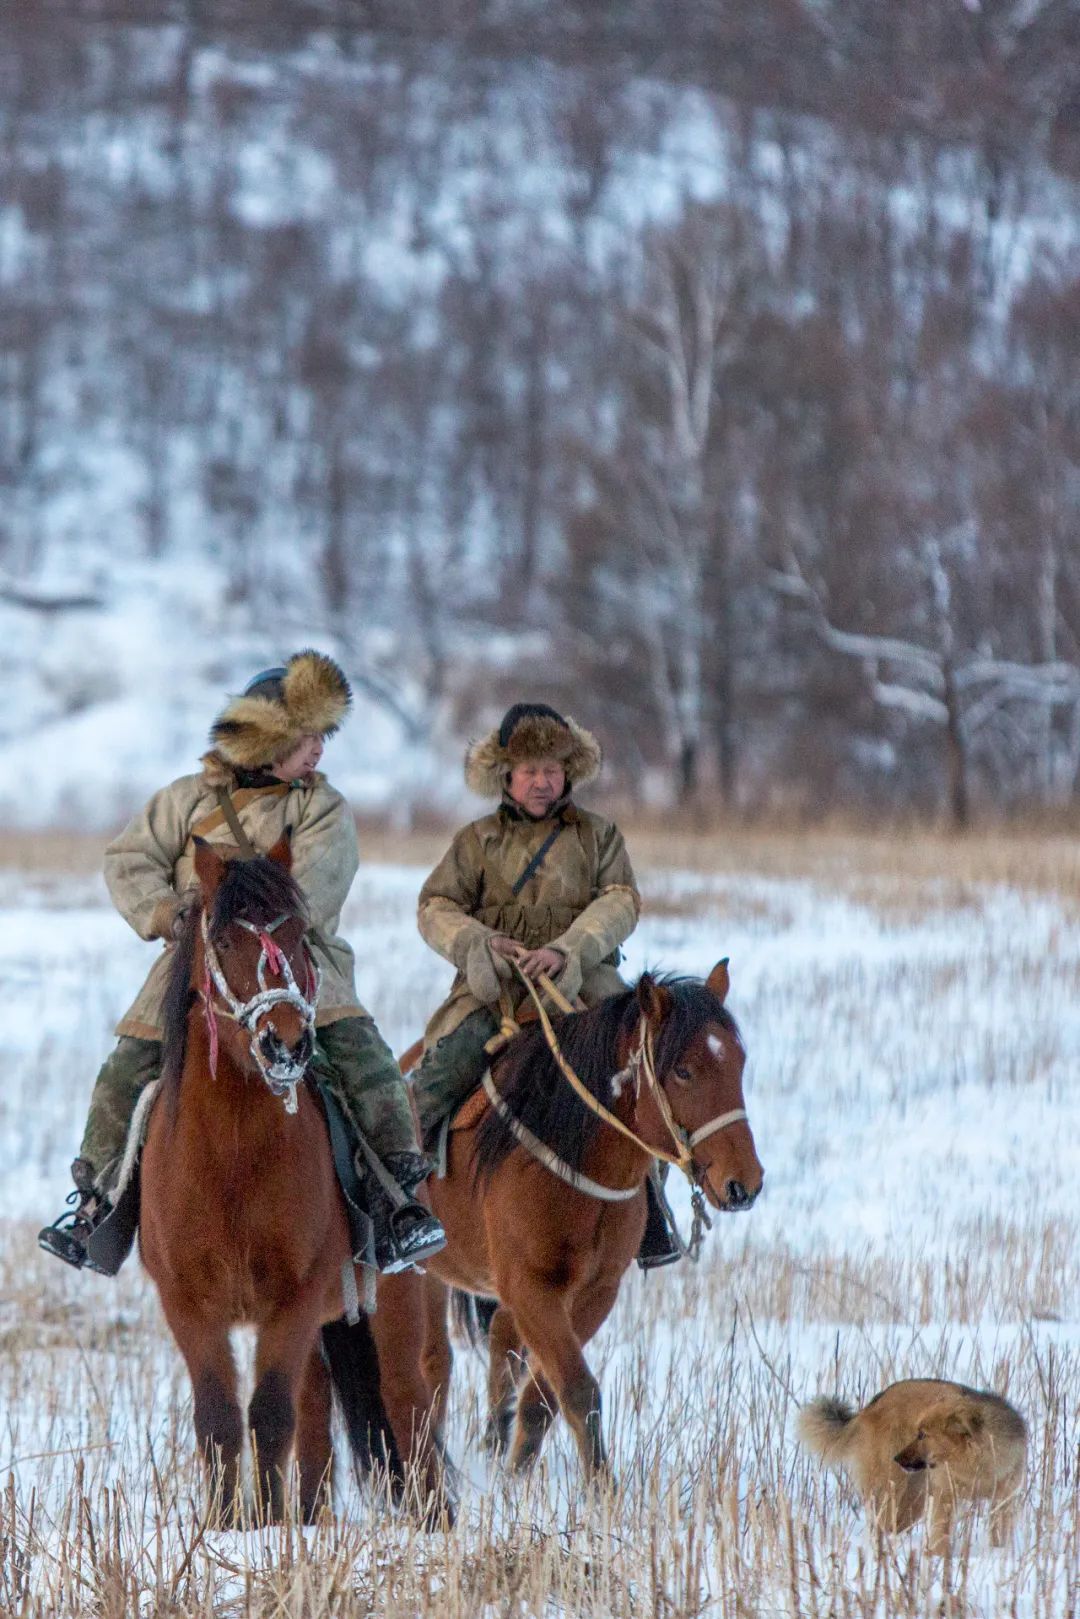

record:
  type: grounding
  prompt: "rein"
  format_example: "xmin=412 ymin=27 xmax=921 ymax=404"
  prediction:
xmin=200 ymin=911 xmax=320 ymax=1112
xmin=511 ymin=964 xmax=748 ymax=1177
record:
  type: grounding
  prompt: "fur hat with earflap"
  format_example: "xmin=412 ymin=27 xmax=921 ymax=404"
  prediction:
xmin=465 ymin=702 xmax=602 ymax=798
xmin=208 ymin=650 xmax=352 ymax=770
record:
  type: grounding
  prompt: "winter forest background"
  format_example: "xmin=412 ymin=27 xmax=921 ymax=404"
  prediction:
xmin=4 ymin=1 xmax=1080 ymax=828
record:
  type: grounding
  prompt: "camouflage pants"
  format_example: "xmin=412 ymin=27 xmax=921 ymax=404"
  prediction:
xmin=79 ymin=1017 xmax=420 ymax=1194
xmin=313 ymin=1017 xmax=420 ymax=1160
xmin=410 ymin=1009 xmax=499 ymax=1148
xmin=80 ymin=1036 xmax=162 ymax=1191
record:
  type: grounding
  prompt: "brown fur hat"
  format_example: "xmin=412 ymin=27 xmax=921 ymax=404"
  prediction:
xmin=465 ymin=702 xmax=602 ymax=797
xmin=209 ymin=650 xmax=352 ymax=769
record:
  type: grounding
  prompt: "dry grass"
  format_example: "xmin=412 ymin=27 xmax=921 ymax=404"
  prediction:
xmin=1 ymin=827 xmax=1077 ymax=1614
xmin=7 ymin=813 xmax=1080 ymax=903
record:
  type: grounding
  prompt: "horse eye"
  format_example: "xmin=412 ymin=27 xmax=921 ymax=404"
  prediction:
xmin=673 ymin=1065 xmax=691 ymax=1082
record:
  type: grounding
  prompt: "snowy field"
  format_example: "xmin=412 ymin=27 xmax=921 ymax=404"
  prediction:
xmin=0 ymin=835 xmax=1077 ymax=1615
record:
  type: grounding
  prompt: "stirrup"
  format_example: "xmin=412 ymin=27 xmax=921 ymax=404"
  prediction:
xmin=38 ymin=1188 xmax=100 ymax=1271
xmin=374 ymin=1202 xmax=446 ymax=1275
xmin=636 ymin=1172 xmax=684 ymax=1271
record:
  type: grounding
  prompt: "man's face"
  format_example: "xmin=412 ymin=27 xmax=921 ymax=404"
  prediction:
xmin=508 ymin=756 xmax=566 ymax=817
xmin=272 ymin=732 xmax=323 ymax=781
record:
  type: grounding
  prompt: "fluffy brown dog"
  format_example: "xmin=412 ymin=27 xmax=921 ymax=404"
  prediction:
xmin=798 ymin=1379 xmax=1027 ymax=1552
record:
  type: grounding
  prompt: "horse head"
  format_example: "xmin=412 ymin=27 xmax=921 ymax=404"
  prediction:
xmin=191 ymin=833 xmax=319 ymax=1106
xmin=627 ymin=960 xmax=763 ymax=1213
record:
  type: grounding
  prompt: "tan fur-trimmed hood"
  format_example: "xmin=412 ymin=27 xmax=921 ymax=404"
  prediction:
xmin=209 ymin=650 xmax=351 ymax=770
xmin=465 ymin=709 xmax=602 ymax=798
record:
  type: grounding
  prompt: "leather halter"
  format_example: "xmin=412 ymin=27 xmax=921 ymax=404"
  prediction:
xmin=199 ymin=911 xmax=320 ymax=1112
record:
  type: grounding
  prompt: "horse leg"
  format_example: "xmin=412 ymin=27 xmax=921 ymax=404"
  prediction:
xmin=502 ymin=1275 xmax=607 ymax=1479
xmin=419 ymin=1272 xmax=453 ymax=1443
xmin=295 ymin=1342 xmax=334 ymax=1523
xmin=371 ymin=1271 xmax=454 ymax=1526
xmin=509 ymin=1363 xmax=558 ymax=1471
xmin=484 ymin=1306 xmax=524 ymax=1457
xmin=161 ymin=1309 xmax=243 ymax=1524
xmin=249 ymin=1314 xmax=319 ymax=1523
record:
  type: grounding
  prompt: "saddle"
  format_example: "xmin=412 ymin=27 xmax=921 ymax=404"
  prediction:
xmin=431 ymin=1080 xmax=491 ymax=1178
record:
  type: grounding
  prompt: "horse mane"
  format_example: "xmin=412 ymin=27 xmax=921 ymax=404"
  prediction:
xmin=159 ymin=854 xmax=309 ymax=1111
xmin=473 ymin=974 xmax=739 ymax=1186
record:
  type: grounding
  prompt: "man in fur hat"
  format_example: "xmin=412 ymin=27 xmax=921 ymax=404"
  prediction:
xmin=412 ymin=701 xmax=680 ymax=1267
xmin=38 ymin=651 xmax=445 ymax=1276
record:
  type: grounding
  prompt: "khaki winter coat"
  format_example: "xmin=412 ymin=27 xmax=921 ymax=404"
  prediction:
xmin=107 ymin=753 xmax=366 ymax=1040
xmin=418 ymin=802 xmax=641 ymax=1047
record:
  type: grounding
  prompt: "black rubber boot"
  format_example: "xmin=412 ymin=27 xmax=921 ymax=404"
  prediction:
xmin=38 ymin=1159 xmax=111 ymax=1272
xmin=365 ymin=1152 xmax=446 ymax=1275
xmin=637 ymin=1174 xmax=683 ymax=1270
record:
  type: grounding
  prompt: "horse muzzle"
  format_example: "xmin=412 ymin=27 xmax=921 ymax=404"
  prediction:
xmin=256 ymin=1027 xmax=314 ymax=1094
xmin=703 ymin=1165 xmax=762 ymax=1212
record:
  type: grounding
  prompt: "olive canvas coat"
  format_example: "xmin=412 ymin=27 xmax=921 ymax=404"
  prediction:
xmin=418 ymin=802 xmax=640 ymax=1047
xmin=106 ymin=752 xmax=366 ymax=1040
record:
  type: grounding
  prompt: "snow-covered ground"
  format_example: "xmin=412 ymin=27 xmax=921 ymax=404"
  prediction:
xmin=1 ymin=851 xmax=1077 ymax=1614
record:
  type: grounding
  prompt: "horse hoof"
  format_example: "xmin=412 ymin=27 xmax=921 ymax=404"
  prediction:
xmin=482 ymin=1416 xmax=512 ymax=1457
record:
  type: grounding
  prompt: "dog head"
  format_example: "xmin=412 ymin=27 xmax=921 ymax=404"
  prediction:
xmin=894 ymin=1398 xmax=986 ymax=1474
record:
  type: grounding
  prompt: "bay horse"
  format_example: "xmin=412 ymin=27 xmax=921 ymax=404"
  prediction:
xmin=138 ymin=835 xmax=449 ymax=1524
xmin=402 ymin=960 xmax=763 ymax=1479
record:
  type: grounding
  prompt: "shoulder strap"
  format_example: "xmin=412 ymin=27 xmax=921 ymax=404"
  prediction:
xmin=215 ymin=788 xmax=259 ymax=860
xmin=512 ymin=822 xmax=565 ymax=896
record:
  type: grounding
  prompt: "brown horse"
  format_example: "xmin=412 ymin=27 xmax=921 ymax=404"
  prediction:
xmin=404 ymin=960 xmax=763 ymax=1479
xmin=138 ymin=835 xmax=449 ymax=1524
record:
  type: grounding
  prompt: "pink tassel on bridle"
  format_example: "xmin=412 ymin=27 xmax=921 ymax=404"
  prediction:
xmin=260 ymin=931 xmax=285 ymax=978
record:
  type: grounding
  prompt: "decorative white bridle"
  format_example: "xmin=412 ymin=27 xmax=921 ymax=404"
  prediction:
xmin=200 ymin=911 xmax=320 ymax=1113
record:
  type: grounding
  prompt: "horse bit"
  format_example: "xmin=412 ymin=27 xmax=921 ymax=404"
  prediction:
xmin=200 ymin=912 xmax=321 ymax=1112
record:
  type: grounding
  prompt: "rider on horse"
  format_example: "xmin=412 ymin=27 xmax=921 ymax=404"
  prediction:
xmin=410 ymin=700 xmax=680 ymax=1267
xmin=39 ymin=651 xmax=446 ymax=1276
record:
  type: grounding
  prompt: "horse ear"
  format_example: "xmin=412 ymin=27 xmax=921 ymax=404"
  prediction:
xmin=266 ymin=827 xmax=293 ymax=870
xmin=192 ymin=835 xmax=227 ymax=898
xmin=706 ymin=958 xmax=731 ymax=1003
xmin=636 ymin=972 xmax=672 ymax=1027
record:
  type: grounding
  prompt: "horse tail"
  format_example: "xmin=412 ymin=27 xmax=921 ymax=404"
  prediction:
xmin=320 ymin=1316 xmax=405 ymax=1494
xmin=450 ymin=1289 xmax=500 ymax=1346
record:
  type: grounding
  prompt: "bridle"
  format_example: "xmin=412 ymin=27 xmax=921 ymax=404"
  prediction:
xmin=199 ymin=910 xmax=320 ymax=1112
xmin=500 ymin=966 xmax=749 ymax=1246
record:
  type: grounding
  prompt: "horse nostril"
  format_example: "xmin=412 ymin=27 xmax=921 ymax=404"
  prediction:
xmin=726 ymin=1180 xmax=748 ymax=1206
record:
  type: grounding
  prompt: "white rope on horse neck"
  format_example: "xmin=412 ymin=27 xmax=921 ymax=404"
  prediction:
xmin=200 ymin=911 xmax=320 ymax=1112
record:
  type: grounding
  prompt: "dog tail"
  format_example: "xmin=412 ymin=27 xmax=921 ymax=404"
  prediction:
xmin=797 ymin=1395 xmax=858 ymax=1463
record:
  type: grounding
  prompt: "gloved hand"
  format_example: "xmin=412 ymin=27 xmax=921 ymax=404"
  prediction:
xmin=465 ymin=936 xmax=510 ymax=1005
xmin=553 ymin=948 xmax=582 ymax=1004
xmin=149 ymin=893 xmax=196 ymax=943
